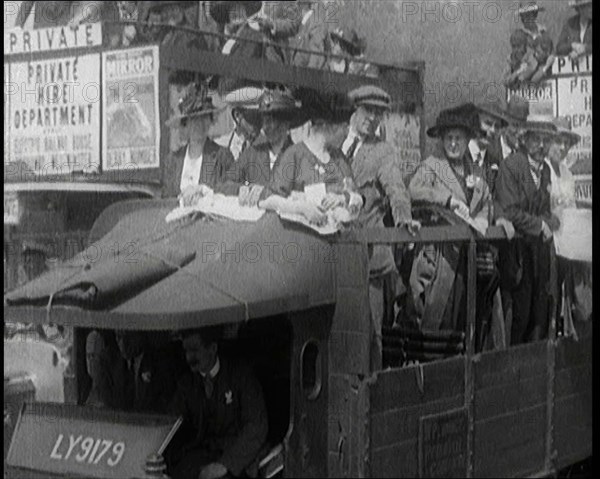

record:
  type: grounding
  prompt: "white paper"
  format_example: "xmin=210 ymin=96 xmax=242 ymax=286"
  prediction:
xmin=553 ymin=207 xmax=592 ymax=262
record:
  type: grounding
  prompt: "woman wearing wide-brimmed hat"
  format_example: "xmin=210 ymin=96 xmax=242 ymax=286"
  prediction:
xmin=327 ymin=28 xmax=379 ymax=77
xmin=162 ymin=85 xmax=234 ymax=201
xmin=544 ymin=117 xmax=591 ymax=337
xmin=556 ymin=0 xmax=593 ymax=58
xmin=408 ymin=106 xmax=510 ymax=349
xmin=495 ymin=114 xmax=560 ymax=344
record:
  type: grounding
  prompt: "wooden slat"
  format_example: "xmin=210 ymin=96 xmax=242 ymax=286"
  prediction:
xmin=370 ymin=394 xmax=464 ymax=448
xmin=371 ymin=440 xmax=418 ymax=478
xmin=474 ymin=374 xmax=547 ymax=420
xmin=370 ymin=357 xmax=464 ymax=413
xmin=474 ymin=438 xmax=546 ymax=478
xmin=473 ymin=406 xmax=546 ymax=477
xmin=555 ymin=364 xmax=592 ymax=398
xmin=553 ymin=394 xmax=593 ymax=467
xmin=555 ymin=336 xmax=592 ymax=370
xmin=474 ymin=341 xmax=547 ymax=389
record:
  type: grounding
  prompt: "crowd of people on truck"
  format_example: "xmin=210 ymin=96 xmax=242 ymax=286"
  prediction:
xmin=82 ymin=76 xmax=591 ymax=477
xmin=8 ymin=1 xmax=592 ymax=478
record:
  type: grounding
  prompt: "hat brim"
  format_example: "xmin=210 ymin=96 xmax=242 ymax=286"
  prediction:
xmin=568 ymin=0 xmax=592 ymax=7
xmin=165 ymin=108 xmax=221 ymax=127
xmin=260 ymin=109 xmax=309 ymax=129
xmin=427 ymin=124 xmax=478 ymax=139
xmin=354 ymin=99 xmax=391 ymax=110
xmin=476 ymin=105 xmax=510 ymax=127
xmin=521 ymin=123 xmax=557 ymax=136
xmin=518 ymin=6 xmax=545 ymax=14
xmin=556 ymin=129 xmax=581 ymax=144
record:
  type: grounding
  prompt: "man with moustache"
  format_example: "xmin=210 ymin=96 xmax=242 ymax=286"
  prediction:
xmin=168 ymin=327 xmax=268 ymax=479
xmin=341 ymin=85 xmax=420 ymax=371
xmin=495 ymin=115 xmax=560 ymax=344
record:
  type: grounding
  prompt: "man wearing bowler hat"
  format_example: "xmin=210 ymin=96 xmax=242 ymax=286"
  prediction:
xmin=495 ymin=115 xmax=560 ymax=344
xmin=163 ymin=85 xmax=235 ymax=201
xmin=556 ymin=0 xmax=593 ymax=58
xmin=343 ymin=85 xmax=420 ymax=371
xmin=214 ymin=87 xmax=264 ymax=162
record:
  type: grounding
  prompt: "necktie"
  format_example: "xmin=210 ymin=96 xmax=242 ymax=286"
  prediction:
xmin=346 ymin=137 xmax=360 ymax=162
xmin=473 ymin=152 xmax=483 ymax=177
xmin=204 ymin=375 xmax=214 ymax=400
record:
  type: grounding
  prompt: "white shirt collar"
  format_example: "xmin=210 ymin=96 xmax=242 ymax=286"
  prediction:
xmin=200 ymin=356 xmax=220 ymax=379
xmin=341 ymin=128 xmax=363 ymax=157
xmin=580 ymin=18 xmax=590 ymax=42
xmin=302 ymin=9 xmax=314 ymax=25
xmin=180 ymin=144 xmax=204 ymax=192
xmin=468 ymin=140 xmax=486 ymax=164
xmin=500 ymin=135 xmax=512 ymax=159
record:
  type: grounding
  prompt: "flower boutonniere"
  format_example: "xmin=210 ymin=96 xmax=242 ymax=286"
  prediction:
xmin=314 ymin=163 xmax=326 ymax=176
xmin=141 ymin=370 xmax=152 ymax=383
xmin=466 ymin=174 xmax=476 ymax=189
xmin=225 ymin=390 xmax=233 ymax=405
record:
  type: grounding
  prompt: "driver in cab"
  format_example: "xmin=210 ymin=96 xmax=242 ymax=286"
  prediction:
xmin=167 ymin=326 xmax=268 ymax=479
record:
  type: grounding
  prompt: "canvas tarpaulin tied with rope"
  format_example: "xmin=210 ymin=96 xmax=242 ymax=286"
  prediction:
xmin=5 ymin=202 xmax=336 ymax=329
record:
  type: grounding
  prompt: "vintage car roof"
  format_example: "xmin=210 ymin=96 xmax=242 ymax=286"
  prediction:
xmin=4 ymin=201 xmax=336 ymax=330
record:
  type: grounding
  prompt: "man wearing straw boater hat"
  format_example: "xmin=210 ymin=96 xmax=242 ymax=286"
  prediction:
xmin=495 ymin=114 xmax=559 ymax=345
xmin=217 ymin=88 xmax=304 ymax=202
xmin=556 ymin=0 xmax=593 ymax=58
xmin=514 ymin=1 xmax=548 ymax=48
xmin=343 ymin=85 xmax=419 ymax=371
xmin=214 ymin=87 xmax=264 ymax=161
xmin=162 ymin=84 xmax=234 ymax=200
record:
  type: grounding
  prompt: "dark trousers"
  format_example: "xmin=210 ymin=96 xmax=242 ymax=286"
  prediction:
xmin=510 ymin=240 xmax=551 ymax=345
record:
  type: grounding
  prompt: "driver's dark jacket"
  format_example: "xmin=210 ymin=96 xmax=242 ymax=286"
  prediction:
xmin=168 ymin=357 xmax=268 ymax=477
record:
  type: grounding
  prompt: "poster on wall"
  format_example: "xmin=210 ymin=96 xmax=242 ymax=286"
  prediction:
xmin=384 ymin=113 xmax=422 ymax=179
xmin=7 ymin=54 xmax=101 ymax=175
xmin=4 ymin=62 xmax=10 ymax=164
xmin=554 ymin=55 xmax=592 ymax=206
xmin=507 ymin=78 xmax=557 ymax=117
xmin=102 ymin=46 xmax=160 ymax=171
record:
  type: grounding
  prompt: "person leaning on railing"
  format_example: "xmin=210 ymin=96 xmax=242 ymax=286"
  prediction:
xmin=257 ymin=92 xmax=362 ymax=225
xmin=408 ymin=105 xmax=515 ymax=350
xmin=494 ymin=115 xmax=560 ymax=345
xmin=555 ymin=0 xmax=592 ymax=59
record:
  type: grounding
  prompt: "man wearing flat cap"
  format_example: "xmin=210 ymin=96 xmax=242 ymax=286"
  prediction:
xmin=556 ymin=0 xmax=592 ymax=59
xmin=343 ymin=85 xmax=419 ymax=371
xmin=495 ymin=115 xmax=560 ymax=344
xmin=163 ymin=85 xmax=234 ymax=202
xmin=214 ymin=87 xmax=264 ymax=162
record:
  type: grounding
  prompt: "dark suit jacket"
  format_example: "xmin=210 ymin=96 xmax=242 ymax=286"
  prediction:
xmin=494 ymin=151 xmax=553 ymax=238
xmin=87 ymin=338 xmax=188 ymax=414
xmin=162 ymin=139 xmax=235 ymax=198
xmin=168 ymin=357 xmax=268 ymax=477
xmin=556 ymin=15 xmax=592 ymax=56
xmin=133 ymin=345 xmax=189 ymax=414
xmin=216 ymin=135 xmax=293 ymax=195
